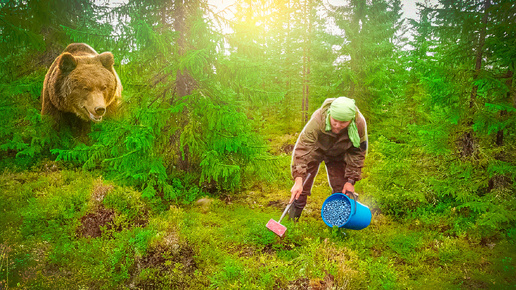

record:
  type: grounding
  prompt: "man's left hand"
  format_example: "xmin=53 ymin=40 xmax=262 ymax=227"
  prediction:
xmin=343 ymin=182 xmax=355 ymax=198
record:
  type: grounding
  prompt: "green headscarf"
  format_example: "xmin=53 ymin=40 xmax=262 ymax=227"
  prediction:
xmin=325 ymin=97 xmax=360 ymax=148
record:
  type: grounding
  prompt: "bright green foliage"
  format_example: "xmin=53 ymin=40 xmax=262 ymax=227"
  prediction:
xmin=13 ymin=0 xmax=278 ymax=203
xmin=181 ymin=96 xmax=271 ymax=191
xmin=0 ymin=78 xmax=45 ymax=168
xmin=0 ymin=0 xmax=513 ymax=235
xmin=328 ymin=0 xmax=407 ymax=108
xmin=0 ymin=0 xmax=515 ymax=288
xmin=362 ymin=135 xmax=432 ymax=216
xmin=2 ymin=168 xmax=515 ymax=288
xmin=49 ymin=105 xmax=178 ymax=207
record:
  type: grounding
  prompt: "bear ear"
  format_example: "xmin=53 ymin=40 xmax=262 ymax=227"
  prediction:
xmin=59 ymin=53 xmax=77 ymax=72
xmin=98 ymin=52 xmax=114 ymax=69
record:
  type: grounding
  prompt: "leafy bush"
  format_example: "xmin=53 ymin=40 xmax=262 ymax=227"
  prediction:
xmin=362 ymin=135 xmax=431 ymax=216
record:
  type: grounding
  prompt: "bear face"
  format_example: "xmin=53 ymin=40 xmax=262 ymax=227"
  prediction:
xmin=57 ymin=52 xmax=117 ymax=122
xmin=42 ymin=43 xmax=122 ymax=129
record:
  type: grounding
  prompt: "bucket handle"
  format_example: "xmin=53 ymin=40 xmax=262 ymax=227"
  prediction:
xmin=345 ymin=190 xmax=358 ymax=216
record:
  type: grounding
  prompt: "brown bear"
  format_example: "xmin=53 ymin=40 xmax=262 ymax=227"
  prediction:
xmin=41 ymin=43 xmax=122 ymax=136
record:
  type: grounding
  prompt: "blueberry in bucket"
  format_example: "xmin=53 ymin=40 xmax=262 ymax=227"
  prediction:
xmin=322 ymin=198 xmax=351 ymax=226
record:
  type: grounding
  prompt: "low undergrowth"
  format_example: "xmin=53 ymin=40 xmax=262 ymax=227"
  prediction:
xmin=0 ymin=164 xmax=515 ymax=289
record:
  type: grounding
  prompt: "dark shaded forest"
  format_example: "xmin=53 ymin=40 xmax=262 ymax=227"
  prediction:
xmin=1 ymin=0 xmax=515 ymax=288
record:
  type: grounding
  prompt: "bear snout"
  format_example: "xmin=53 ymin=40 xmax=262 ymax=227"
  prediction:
xmin=95 ymin=107 xmax=106 ymax=116
xmin=85 ymin=109 xmax=103 ymax=122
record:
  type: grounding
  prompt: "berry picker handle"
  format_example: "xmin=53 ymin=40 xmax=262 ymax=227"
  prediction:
xmin=279 ymin=173 xmax=312 ymax=223
xmin=278 ymin=203 xmax=291 ymax=223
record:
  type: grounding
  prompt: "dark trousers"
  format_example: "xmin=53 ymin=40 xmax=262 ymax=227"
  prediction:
xmin=292 ymin=156 xmax=347 ymax=214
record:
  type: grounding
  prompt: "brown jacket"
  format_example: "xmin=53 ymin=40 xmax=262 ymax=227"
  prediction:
xmin=291 ymin=98 xmax=368 ymax=182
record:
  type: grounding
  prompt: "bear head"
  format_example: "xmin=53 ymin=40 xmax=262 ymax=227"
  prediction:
xmin=57 ymin=51 xmax=119 ymax=122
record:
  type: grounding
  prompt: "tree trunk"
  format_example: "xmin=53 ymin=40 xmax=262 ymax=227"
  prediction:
xmin=174 ymin=0 xmax=196 ymax=171
xmin=489 ymin=67 xmax=513 ymax=191
xmin=301 ymin=0 xmax=311 ymax=125
xmin=348 ymin=0 xmax=365 ymax=98
xmin=462 ymin=0 xmax=491 ymax=157
xmin=469 ymin=0 xmax=491 ymax=108
xmin=174 ymin=0 xmax=196 ymax=99
xmin=285 ymin=0 xmax=293 ymax=129
xmin=496 ymin=68 xmax=514 ymax=147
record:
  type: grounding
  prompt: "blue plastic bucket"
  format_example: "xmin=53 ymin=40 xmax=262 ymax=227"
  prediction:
xmin=321 ymin=193 xmax=372 ymax=230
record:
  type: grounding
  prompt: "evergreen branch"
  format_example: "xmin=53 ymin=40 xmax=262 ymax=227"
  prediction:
xmin=0 ymin=16 xmax=44 ymax=51
xmin=102 ymin=149 xmax=139 ymax=162
xmin=60 ymin=25 xmax=121 ymax=38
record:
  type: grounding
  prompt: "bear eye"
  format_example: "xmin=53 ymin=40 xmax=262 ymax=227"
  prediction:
xmin=101 ymin=85 xmax=107 ymax=91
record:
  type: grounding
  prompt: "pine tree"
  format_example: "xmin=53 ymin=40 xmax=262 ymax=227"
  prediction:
xmin=328 ymin=0 xmax=406 ymax=117
xmin=47 ymin=0 xmax=276 ymax=200
xmin=405 ymin=0 xmax=516 ymax=236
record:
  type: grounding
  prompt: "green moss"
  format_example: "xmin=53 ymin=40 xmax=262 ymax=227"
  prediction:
xmin=1 ymin=168 xmax=515 ymax=289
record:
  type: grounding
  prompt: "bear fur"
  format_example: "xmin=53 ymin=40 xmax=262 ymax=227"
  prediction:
xmin=41 ymin=43 xmax=122 ymax=134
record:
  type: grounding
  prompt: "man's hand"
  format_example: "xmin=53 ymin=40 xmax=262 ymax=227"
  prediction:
xmin=343 ymin=182 xmax=355 ymax=198
xmin=289 ymin=177 xmax=304 ymax=203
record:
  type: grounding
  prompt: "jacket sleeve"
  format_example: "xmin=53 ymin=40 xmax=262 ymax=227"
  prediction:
xmin=291 ymin=111 xmax=321 ymax=180
xmin=344 ymin=111 xmax=368 ymax=182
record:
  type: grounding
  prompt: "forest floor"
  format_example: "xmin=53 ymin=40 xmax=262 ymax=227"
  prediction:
xmin=0 ymin=161 xmax=515 ymax=289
